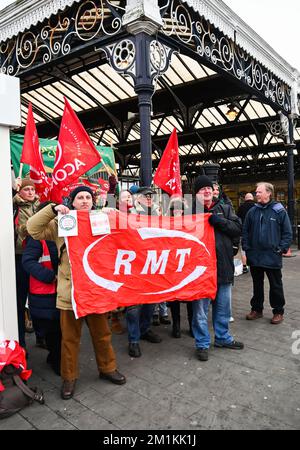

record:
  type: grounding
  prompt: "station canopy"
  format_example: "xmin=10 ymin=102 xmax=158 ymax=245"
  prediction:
xmin=0 ymin=0 xmax=299 ymax=184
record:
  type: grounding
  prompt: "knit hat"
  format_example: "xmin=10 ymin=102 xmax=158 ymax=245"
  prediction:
xmin=129 ymin=185 xmax=139 ymax=195
xmin=193 ymin=175 xmax=213 ymax=193
xmin=69 ymin=185 xmax=94 ymax=205
xmin=20 ymin=178 xmax=35 ymax=190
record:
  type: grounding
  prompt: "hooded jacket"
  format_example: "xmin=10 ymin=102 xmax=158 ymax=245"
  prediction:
xmin=13 ymin=193 xmax=40 ymax=254
xmin=242 ymin=201 xmax=292 ymax=269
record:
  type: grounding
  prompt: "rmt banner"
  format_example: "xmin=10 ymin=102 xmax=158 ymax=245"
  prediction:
xmin=66 ymin=211 xmax=217 ymax=318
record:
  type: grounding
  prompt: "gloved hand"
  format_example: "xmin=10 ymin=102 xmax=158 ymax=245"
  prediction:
xmin=208 ymin=214 xmax=222 ymax=227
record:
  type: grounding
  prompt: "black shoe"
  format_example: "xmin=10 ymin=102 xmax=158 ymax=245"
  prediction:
xmin=214 ymin=340 xmax=244 ymax=350
xmin=36 ymin=337 xmax=47 ymax=349
xmin=128 ymin=343 xmax=141 ymax=358
xmin=140 ymin=330 xmax=162 ymax=343
xmin=160 ymin=316 xmax=171 ymax=325
xmin=152 ymin=315 xmax=160 ymax=326
xmin=99 ymin=370 xmax=126 ymax=385
xmin=196 ymin=348 xmax=209 ymax=361
xmin=172 ymin=326 xmax=181 ymax=338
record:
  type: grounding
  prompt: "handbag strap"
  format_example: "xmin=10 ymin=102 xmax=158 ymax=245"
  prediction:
xmin=12 ymin=375 xmax=44 ymax=404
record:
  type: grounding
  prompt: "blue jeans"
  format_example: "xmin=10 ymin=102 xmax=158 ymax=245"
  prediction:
xmin=154 ymin=302 xmax=168 ymax=317
xmin=192 ymin=283 xmax=233 ymax=349
xmin=126 ymin=304 xmax=156 ymax=343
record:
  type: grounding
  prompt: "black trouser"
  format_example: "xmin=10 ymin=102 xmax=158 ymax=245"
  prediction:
xmin=169 ymin=301 xmax=193 ymax=329
xmin=250 ymin=266 xmax=285 ymax=315
xmin=15 ymin=254 xmax=29 ymax=348
xmin=31 ymin=316 xmax=61 ymax=368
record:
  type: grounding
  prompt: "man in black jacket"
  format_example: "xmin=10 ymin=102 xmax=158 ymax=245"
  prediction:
xmin=242 ymin=182 xmax=292 ymax=324
xmin=192 ymin=176 xmax=244 ymax=361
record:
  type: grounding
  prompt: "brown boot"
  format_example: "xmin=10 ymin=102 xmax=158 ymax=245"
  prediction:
xmin=61 ymin=379 xmax=76 ymax=400
xmin=246 ymin=311 xmax=263 ymax=320
xmin=271 ymin=314 xmax=284 ymax=324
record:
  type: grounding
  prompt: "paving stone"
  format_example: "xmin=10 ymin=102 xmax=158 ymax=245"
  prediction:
xmin=1 ymin=252 xmax=299 ymax=429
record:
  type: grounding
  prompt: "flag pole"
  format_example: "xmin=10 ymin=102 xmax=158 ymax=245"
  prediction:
xmin=18 ymin=162 xmax=23 ymax=179
xmin=15 ymin=163 xmax=23 ymax=191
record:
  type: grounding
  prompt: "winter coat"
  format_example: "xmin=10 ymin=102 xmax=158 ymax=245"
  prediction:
xmin=131 ymin=201 xmax=160 ymax=216
xmin=237 ymin=200 xmax=255 ymax=224
xmin=193 ymin=199 xmax=242 ymax=285
xmin=27 ymin=204 xmax=72 ymax=311
xmin=242 ymin=201 xmax=292 ymax=269
xmin=22 ymin=237 xmax=59 ymax=320
xmin=13 ymin=193 xmax=40 ymax=254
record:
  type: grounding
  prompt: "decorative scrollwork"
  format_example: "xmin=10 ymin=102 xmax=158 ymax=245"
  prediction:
xmin=161 ymin=0 xmax=291 ymax=112
xmin=263 ymin=120 xmax=288 ymax=140
xmin=102 ymin=38 xmax=136 ymax=81
xmin=0 ymin=0 xmax=123 ymax=76
xmin=150 ymin=40 xmax=173 ymax=81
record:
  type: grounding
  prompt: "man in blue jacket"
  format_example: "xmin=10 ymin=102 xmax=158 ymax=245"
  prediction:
xmin=242 ymin=182 xmax=292 ymax=324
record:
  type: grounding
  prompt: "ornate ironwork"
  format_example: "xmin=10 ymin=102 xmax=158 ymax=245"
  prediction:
xmin=160 ymin=0 xmax=292 ymax=112
xmin=102 ymin=37 xmax=173 ymax=83
xmin=263 ymin=117 xmax=289 ymax=141
xmin=0 ymin=0 xmax=124 ymax=76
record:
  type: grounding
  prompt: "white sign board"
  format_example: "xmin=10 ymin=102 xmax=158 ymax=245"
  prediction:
xmin=0 ymin=73 xmax=21 ymax=341
xmin=0 ymin=73 xmax=21 ymax=127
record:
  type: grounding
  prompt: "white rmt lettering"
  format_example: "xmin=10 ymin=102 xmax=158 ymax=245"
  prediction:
xmin=176 ymin=248 xmax=191 ymax=272
xmin=114 ymin=250 xmax=136 ymax=275
xmin=52 ymin=159 xmax=86 ymax=185
xmin=141 ymin=250 xmax=170 ymax=275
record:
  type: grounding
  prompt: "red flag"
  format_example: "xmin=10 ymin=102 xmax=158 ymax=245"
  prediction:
xmin=66 ymin=211 xmax=217 ymax=318
xmin=153 ymin=128 xmax=182 ymax=196
xmin=50 ymin=98 xmax=102 ymax=203
xmin=20 ymin=103 xmax=52 ymax=201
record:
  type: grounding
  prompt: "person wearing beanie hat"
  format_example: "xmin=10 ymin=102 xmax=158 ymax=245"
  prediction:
xmin=13 ymin=178 xmax=40 ymax=350
xmin=27 ymin=187 xmax=126 ymax=400
xmin=193 ymin=175 xmax=213 ymax=194
xmin=191 ymin=174 xmax=243 ymax=362
xmin=68 ymin=185 xmax=95 ymax=210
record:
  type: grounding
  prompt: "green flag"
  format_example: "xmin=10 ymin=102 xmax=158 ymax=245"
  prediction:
xmin=10 ymin=133 xmax=116 ymax=178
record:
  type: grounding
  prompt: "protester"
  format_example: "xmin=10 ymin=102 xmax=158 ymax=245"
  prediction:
xmin=27 ymin=185 xmax=126 ymax=400
xmin=192 ymin=175 xmax=244 ymax=361
xmin=212 ymin=181 xmax=237 ymax=321
xmin=22 ymin=221 xmax=61 ymax=376
xmin=125 ymin=186 xmax=162 ymax=358
xmin=237 ymin=193 xmax=255 ymax=273
xmin=13 ymin=178 xmax=40 ymax=350
xmin=167 ymin=197 xmax=193 ymax=338
xmin=242 ymin=182 xmax=292 ymax=324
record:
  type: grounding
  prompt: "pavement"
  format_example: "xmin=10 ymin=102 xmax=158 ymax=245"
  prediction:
xmin=1 ymin=248 xmax=300 ymax=430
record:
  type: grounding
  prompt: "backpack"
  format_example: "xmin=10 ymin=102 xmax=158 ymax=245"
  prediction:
xmin=0 ymin=364 xmax=44 ymax=419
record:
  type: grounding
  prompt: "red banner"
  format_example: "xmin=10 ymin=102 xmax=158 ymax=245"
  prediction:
xmin=20 ymin=103 xmax=52 ymax=201
xmin=153 ymin=128 xmax=182 ymax=196
xmin=66 ymin=211 xmax=217 ymax=318
xmin=51 ymin=98 xmax=102 ymax=203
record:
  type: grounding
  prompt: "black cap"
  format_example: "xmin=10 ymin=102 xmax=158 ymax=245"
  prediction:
xmin=69 ymin=185 xmax=94 ymax=205
xmin=193 ymin=175 xmax=213 ymax=193
xmin=137 ymin=186 xmax=156 ymax=195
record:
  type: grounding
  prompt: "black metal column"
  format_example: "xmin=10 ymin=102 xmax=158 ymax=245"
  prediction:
xmin=287 ymin=118 xmax=296 ymax=238
xmin=287 ymin=144 xmax=296 ymax=233
xmin=134 ymin=33 xmax=154 ymax=187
